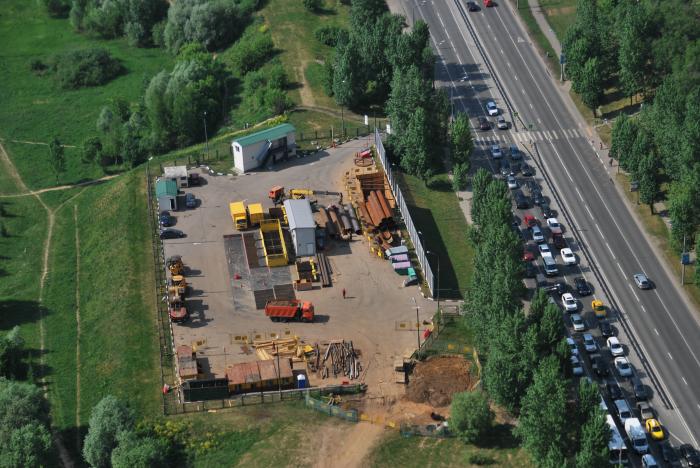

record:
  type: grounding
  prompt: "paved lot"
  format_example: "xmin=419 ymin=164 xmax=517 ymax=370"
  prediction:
xmin=162 ymin=140 xmax=435 ymax=397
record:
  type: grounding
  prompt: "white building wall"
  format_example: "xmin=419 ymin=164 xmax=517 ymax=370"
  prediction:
xmin=232 ymin=140 xmax=267 ymax=173
xmin=291 ymin=227 xmax=316 ymax=257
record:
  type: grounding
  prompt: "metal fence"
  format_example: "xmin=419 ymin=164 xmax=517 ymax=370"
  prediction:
xmin=305 ymin=394 xmax=359 ymax=422
xmin=374 ymin=129 xmax=435 ymax=297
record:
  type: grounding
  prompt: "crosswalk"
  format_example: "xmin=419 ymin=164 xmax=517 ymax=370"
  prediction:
xmin=475 ymin=128 xmax=583 ymax=145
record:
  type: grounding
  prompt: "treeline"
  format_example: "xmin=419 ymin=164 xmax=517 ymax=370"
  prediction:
xmin=463 ymin=169 xmax=609 ymax=466
xmin=565 ymin=0 xmax=700 ymax=280
xmin=322 ymin=0 xmax=450 ymax=181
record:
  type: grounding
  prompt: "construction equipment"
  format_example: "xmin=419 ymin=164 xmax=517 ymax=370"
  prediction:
xmin=248 ymin=203 xmax=265 ymax=226
xmin=264 ymin=299 xmax=315 ymax=323
xmin=229 ymin=201 xmax=248 ymax=230
xmin=166 ymin=256 xmax=184 ymax=275
xmin=168 ymin=299 xmax=189 ymax=323
xmin=168 ymin=275 xmax=188 ymax=296
xmin=268 ymin=186 xmax=343 ymax=205
xmin=592 ymin=299 xmax=606 ymax=318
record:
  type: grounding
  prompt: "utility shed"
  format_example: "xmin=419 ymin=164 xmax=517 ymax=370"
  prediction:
xmin=283 ymin=199 xmax=316 ymax=257
xmin=156 ymin=179 xmax=178 ymax=212
xmin=231 ymin=123 xmax=296 ymax=173
xmin=163 ymin=165 xmax=189 ymax=188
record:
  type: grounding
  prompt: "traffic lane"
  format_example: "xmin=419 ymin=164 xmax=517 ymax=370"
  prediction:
xmin=540 ymin=137 xmax=700 ymax=441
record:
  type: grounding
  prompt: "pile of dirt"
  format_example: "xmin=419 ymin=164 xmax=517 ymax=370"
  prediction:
xmin=405 ymin=356 xmax=473 ymax=407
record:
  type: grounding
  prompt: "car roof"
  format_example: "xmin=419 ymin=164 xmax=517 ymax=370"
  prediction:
xmin=608 ymin=336 xmax=619 ymax=343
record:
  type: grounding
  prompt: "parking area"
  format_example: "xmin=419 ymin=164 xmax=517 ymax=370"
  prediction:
xmin=161 ymin=140 xmax=435 ymax=398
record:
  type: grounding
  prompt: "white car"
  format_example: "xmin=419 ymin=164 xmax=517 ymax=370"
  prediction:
xmin=560 ymin=248 xmax=576 ymax=265
xmin=546 ymin=217 xmax=562 ymax=234
xmin=607 ymin=336 xmax=624 ymax=356
xmin=615 ymin=356 xmax=633 ymax=377
xmin=486 ymin=101 xmax=499 ymax=116
xmin=570 ymin=355 xmax=584 ymax=376
xmin=582 ymin=333 xmax=597 ymax=353
xmin=566 ymin=336 xmax=578 ymax=356
xmin=538 ymin=243 xmax=551 ymax=256
xmin=496 ymin=115 xmax=508 ymax=129
xmin=491 ymin=145 xmax=502 ymax=158
xmin=506 ymin=175 xmax=518 ymax=189
xmin=562 ymin=293 xmax=578 ymax=312
xmin=571 ymin=313 xmax=585 ymax=332
xmin=531 ymin=225 xmax=545 ymax=243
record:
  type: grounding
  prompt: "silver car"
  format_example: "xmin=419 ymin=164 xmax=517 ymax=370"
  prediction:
xmin=633 ymin=273 xmax=651 ymax=289
xmin=496 ymin=115 xmax=508 ymax=129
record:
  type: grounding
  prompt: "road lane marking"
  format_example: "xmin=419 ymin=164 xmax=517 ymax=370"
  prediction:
xmin=617 ymin=262 xmax=625 ymax=275
xmin=668 ymin=352 xmax=673 ymax=360
xmin=575 ymin=187 xmax=584 ymax=202
xmin=654 ymin=328 xmax=659 ymax=335
xmin=683 ymin=377 xmax=688 ymax=385
xmin=640 ymin=305 xmax=646 ymax=313
xmin=584 ymin=204 xmax=593 ymax=218
xmin=529 ymin=103 xmax=533 ymax=109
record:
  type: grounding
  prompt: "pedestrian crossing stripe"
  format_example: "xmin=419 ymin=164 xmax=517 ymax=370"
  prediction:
xmin=475 ymin=128 xmax=581 ymax=145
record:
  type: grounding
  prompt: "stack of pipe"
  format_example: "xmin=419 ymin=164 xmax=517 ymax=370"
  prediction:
xmin=344 ymin=204 xmax=361 ymax=234
xmin=322 ymin=340 xmax=361 ymax=380
xmin=366 ymin=190 xmax=393 ymax=229
xmin=318 ymin=207 xmax=337 ymax=237
xmin=335 ymin=205 xmax=352 ymax=235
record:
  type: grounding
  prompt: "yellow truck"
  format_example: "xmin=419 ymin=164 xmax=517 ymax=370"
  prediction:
xmin=230 ymin=201 xmax=247 ymax=230
xmin=592 ymin=299 xmax=606 ymax=318
xmin=248 ymin=203 xmax=264 ymax=226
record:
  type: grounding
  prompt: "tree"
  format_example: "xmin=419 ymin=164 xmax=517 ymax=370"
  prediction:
xmin=111 ymin=430 xmax=168 ymax=468
xmin=696 ymin=235 xmax=700 ymax=287
xmin=668 ymin=178 xmax=699 ymax=250
xmin=576 ymin=57 xmax=604 ymax=116
xmin=303 ymin=0 xmax=322 ymax=12
xmin=49 ymin=136 xmax=66 ymax=181
xmin=83 ymin=395 xmax=135 ymax=468
xmin=609 ymin=114 xmax=637 ymax=165
xmin=82 ymin=136 xmax=103 ymax=164
xmin=516 ymin=356 xmax=568 ymax=460
xmin=452 ymin=162 xmax=468 ymax=192
xmin=618 ymin=2 xmax=654 ymax=100
xmin=470 ymin=168 xmax=492 ymax=226
xmin=450 ymin=390 xmax=494 ymax=443
xmin=399 ymin=107 xmax=433 ymax=183
xmin=43 ymin=0 xmax=70 ymax=18
xmin=332 ymin=38 xmax=364 ymax=109
xmin=450 ymin=113 xmax=473 ymax=167
xmin=577 ymin=379 xmax=600 ymax=427
xmin=349 ymin=0 xmax=387 ymax=32
xmin=637 ymin=152 xmax=661 ymax=214
xmin=0 ymin=327 xmax=25 ymax=380
xmin=575 ymin=411 xmax=610 ymax=468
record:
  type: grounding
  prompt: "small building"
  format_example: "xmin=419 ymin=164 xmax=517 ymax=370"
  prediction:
xmin=163 ymin=165 xmax=189 ymax=188
xmin=176 ymin=345 xmax=201 ymax=382
xmin=225 ymin=358 xmax=294 ymax=394
xmin=156 ymin=179 xmax=178 ymax=212
xmin=283 ymin=199 xmax=316 ymax=257
xmin=231 ymin=123 xmax=296 ymax=173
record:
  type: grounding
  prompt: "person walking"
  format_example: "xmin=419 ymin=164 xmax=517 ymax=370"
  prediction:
xmin=342 ymin=288 xmax=346 ymax=299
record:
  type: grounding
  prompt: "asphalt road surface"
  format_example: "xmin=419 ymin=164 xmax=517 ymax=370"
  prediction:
xmin=403 ymin=0 xmax=700 ymax=451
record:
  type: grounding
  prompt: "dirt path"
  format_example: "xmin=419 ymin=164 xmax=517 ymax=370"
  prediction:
xmin=0 ymin=137 xmax=76 ymax=148
xmin=0 ymin=173 xmax=119 ymax=198
xmin=313 ymin=422 xmax=385 ymax=468
xmin=73 ymin=205 xmax=82 ymax=450
xmin=297 ymin=60 xmax=316 ymax=108
xmin=0 ymin=140 xmax=75 ymax=468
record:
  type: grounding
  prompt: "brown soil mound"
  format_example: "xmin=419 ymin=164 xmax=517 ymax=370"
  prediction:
xmin=405 ymin=356 xmax=473 ymax=407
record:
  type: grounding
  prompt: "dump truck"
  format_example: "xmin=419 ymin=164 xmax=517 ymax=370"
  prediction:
xmin=167 ymin=255 xmax=184 ymax=275
xmin=264 ymin=299 xmax=315 ymax=322
xmin=230 ymin=201 xmax=248 ymax=230
xmin=592 ymin=299 xmax=606 ymax=318
xmin=248 ymin=203 xmax=265 ymax=226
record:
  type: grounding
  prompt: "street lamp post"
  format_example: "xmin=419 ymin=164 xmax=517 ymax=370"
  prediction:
xmin=426 ymin=250 xmax=441 ymax=313
xmin=412 ymin=297 xmax=421 ymax=350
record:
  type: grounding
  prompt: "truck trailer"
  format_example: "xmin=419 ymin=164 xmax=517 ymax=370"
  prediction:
xmin=230 ymin=201 xmax=248 ymax=230
xmin=264 ymin=300 xmax=315 ymax=322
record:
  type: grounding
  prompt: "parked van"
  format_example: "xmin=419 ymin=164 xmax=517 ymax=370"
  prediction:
xmin=542 ymin=254 xmax=558 ymax=276
xmin=625 ymin=418 xmax=649 ymax=454
xmin=614 ymin=399 xmax=632 ymax=421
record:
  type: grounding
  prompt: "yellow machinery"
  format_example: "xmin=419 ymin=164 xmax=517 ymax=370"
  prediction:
xmin=592 ymin=299 xmax=606 ymax=318
xmin=248 ymin=203 xmax=265 ymax=226
xmin=167 ymin=256 xmax=184 ymax=276
xmin=169 ymin=275 xmax=188 ymax=296
xmin=229 ymin=201 xmax=248 ymax=230
xmin=259 ymin=219 xmax=289 ymax=267
xmin=268 ymin=186 xmax=342 ymax=205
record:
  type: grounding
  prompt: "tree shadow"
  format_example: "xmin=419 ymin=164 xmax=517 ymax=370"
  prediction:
xmin=477 ymin=423 xmax=520 ymax=450
xmin=0 ymin=300 xmax=47 ymax=330
xmin=427 ymin=177 xmax=453 ymax=192
xmin=58 ymin=425 xmax=89 ymax=468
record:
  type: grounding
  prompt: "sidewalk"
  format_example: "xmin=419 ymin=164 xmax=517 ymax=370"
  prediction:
xmin=527 ymin=0 xmax=561 ymax=57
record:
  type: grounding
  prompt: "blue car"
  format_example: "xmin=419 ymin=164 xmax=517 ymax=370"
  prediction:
xmin=159 ymin=211 xmax=173 ymax=227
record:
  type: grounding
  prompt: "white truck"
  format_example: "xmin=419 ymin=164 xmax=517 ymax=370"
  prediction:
xmin=624 ymin=418 xmax=649 ymax=454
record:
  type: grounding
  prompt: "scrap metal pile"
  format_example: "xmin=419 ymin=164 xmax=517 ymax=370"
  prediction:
xmin=320 ymin=340 xmax=362 ymax=380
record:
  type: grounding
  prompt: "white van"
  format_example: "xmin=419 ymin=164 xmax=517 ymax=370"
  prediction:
xmin=625 ymin=418 xmax=649 ymax=454
xmin=542 ymin=254 xmax=558 ymax=276
xmin=614 ymin=399 xmax=632 ymax=421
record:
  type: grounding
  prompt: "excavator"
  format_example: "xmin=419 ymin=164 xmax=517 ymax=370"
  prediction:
xmin=268 ymin=186 xmax=343 ymax=205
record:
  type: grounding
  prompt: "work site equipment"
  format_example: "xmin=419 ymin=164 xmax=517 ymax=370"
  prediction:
xmin=167 ymin=256 xmax=184 ymax=275
xmin=168 ymin=299 xmax=188 ymax=323
xmin=264 ymin=299 xmax=315 ymax=322
xmin=248 ymin=203 xmax=265 ymax=226
xmin=259 ymin=219 xmax=288 ymax=267
xmin=229 ymin=201 xmax=248 ymax=230
xmin=268 ymin=186 xmax=343 ymax=205
xmin=168 ymin=275 xmax=188 ymax=297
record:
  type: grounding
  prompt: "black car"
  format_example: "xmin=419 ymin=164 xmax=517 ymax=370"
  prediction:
xmin=680 ymin=444 xmax=700 ymax=467
xmin=478 ymin=116 xmax=490 ymax=130
xmin=500 ymin=159 xmax=511 ymax=176
xmin=591 ymin=354 xmax=609 ymax=378
xmin=509 ymin=144 xmax=522 ymax=160
xmin=466 ymin=0 xmax=480 ymax=11
xmin=606 ymin=382 xmax=623 ymax=400
xmin=159 ymin=212 xmax=173 ymax=227
xmin=660 ymin=441 xmax=681 ymax=467
xmin=631 ymin=377 xmax=648 ymax=401
xmin=160 ymin=228 xmax=185 ymax=239
xmin=540 ymin=202 xmax=553 ymax=219
xmin=511 ymin=161 xmax=521 ymax=174
xmin=598 ymin=320 xmax=614 ymax=338
xmin=574 ymin=277 xmax=592 ymax=296
xmin=532 ymin=191 xmax=545 ymax=206
xmin=513 ymin=190 xmax=529 ymax=209
xmin=520 ymin=163 xmax=533 ymax=176
xmin=544 ymin=281 xmax=566 ymax=295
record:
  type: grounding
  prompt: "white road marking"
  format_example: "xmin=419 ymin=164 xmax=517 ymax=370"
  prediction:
xmin=668 ymin=352 xmax=674 ymax=360
xmin=640 ymin=305 xmax=646 ymax=313
xmin=575 ymin=187 xmax=584 ymax=202
xmin=584 ymin=204 xmax=593 ymax=218
xmin=514 ymin=75 xmax=518 ymax=80
xmin=529 ymin=103 xmax=533 ymax=109
xmin=683 ymin=377 xmax=688 ymax=385
xmin=654 ymin=328 xmax=659 ymax=335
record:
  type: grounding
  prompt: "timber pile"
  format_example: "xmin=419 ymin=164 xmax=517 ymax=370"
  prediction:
xmin=315 ymin=252 xmax=332 ymax=287
xmin=366 ymin=190 xmax=394 ymax=230
xmin=254 ymin=337 xmax=305 ymax=362
xmin=322 ymin=340 xmax=361 ymax=380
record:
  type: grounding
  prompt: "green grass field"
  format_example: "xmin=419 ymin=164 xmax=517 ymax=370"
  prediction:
xmin=537 ymin=0 xmax=577 ymax=43
xmin=398 ymin=173 xmax=475 ymax=299
xmin=0 ymin=0 xmax=174 ymax=190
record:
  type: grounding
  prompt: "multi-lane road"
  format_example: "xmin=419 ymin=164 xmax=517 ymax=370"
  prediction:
xmin=397 ymin=0 xmax=700 ymax=449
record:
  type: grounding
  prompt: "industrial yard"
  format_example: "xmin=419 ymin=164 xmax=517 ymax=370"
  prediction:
xmin=158 ymin=137 xmax=440 ymax=404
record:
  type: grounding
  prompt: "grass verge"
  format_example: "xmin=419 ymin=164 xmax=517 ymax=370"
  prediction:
xmin=397 ymin=172 xmax=474 ymax=299
xmin=512 ymin=0 xmax=560 ymax=74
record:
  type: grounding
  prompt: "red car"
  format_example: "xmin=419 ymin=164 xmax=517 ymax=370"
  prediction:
xmin=523 ymin=214 xmax=537 ymax=228
xmin=484 ymin=0 xmax=494 ymax=6
xmin=523 ymin=250 xmax=535 ymax=262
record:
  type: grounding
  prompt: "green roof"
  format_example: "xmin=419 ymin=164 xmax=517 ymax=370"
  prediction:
xmin=233 ymin=123 xmax=295 ymax=148
xmin=156 ymin=179 xmax=178 ymax=198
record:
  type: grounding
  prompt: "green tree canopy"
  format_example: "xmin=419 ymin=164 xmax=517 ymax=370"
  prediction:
xmin=450 ymin=391 xmax=494 ymax=444
xmin=83 ymin=395 xmax=135 ymax=468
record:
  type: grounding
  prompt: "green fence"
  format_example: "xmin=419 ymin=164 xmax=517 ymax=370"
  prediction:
xmin=305 ymin=394 xmax=359 ymax=422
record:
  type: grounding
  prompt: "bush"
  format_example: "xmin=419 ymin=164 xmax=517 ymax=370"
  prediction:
xmin=164 ymin=0 xmax=246 ymax=54
xmin=151 ymin=20 xmax=167 ymax=48
xmin=450 ymin=391 xmax=494 ymax=444
xmin=43 ymin=0 xmax=71 ymax=18
xmin=303 ymin=0 xmax=323 ymax=12
xmin=29 ymin=59 xmax=49 ymax=75
xmin=51 ymin=48 xmax=124 ymax=89
xmin=452 ymin=162 xmax=468 ymax=191
xmin=229 ymin=33 xmax=274 ymax=74
xmin=313 ymin=25 xmax=348 ymax=47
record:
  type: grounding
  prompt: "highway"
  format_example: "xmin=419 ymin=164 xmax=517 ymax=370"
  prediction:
xmin=400 ymin=0 xmax=700 ymax=450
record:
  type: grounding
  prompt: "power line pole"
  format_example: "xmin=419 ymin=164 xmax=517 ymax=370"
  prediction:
xmin=412 ymin=297 xmax=421 ymax=350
